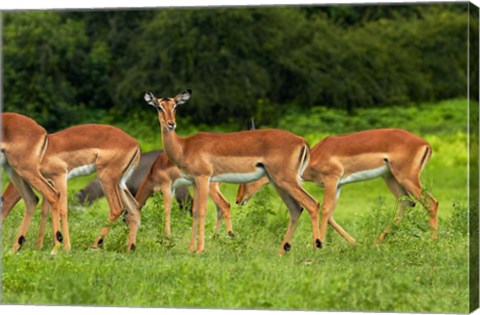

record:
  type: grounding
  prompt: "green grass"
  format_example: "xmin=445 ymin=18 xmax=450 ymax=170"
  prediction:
xmin=1 ymin=99 xmax=471 ymax=313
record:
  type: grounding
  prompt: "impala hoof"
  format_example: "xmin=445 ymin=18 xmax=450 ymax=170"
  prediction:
xmin=56 ymin=231 xmax=63 ymax=243
xmin=283 ymin=242 xmax=291 ymax=252
xmin=18 ymin=235 xmax=26 ymax=246
xmin=315 ymin=239 xmax=322 ymax=248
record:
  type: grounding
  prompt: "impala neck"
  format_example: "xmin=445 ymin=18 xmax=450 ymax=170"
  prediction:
xmin=160 ymin=124 xmax=184 ymax=166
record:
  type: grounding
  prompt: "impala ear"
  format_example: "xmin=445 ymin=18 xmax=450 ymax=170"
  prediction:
xmin=174 ymin=89 xmax=192 ymax=105
xmin=144 ymin=92 xmax=157 ymax=107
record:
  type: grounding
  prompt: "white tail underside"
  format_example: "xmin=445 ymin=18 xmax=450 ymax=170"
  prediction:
xmin=120 ymin=162 xmax=136 ymax=190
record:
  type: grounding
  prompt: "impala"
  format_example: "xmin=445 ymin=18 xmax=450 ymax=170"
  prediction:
xmin=144 ymin=89 xmax=320 ymax=255
xmin=236 ymin=129 xmax=439 ymax=245
xmin=1 ymin=124 xmax=141 ymax=253
xmin=75 ymin=150 xmax=192 ymax=210
xmin=1 ymin=113 xmax=61 ymax=249
xmin=135 ymin=151 xmax=232 ymax=237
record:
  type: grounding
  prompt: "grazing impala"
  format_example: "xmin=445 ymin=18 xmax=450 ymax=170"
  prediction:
xmin=1 ymin=113 xmax=61 ymax=249
xmin=135 ymin=151 xmax=232 ymax=237
xmin=1 ymin=124 xmax=141 ymax=253
xmin=144 ymin=89 xmax=320 ymax=255
xmin=236 ymin=129 xmax=439 ymax=245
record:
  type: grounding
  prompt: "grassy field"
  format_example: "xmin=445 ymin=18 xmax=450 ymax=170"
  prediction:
xmin=1 ymin=99 xmax=471 ymax=313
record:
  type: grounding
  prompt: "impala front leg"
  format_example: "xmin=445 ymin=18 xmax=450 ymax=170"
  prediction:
xmin=325 ymin=186 xmax=356 ymax=245
xmin=57 ymin=175 xmax=71 ymax=252
xmin=94 ymin=211 xmax=122 ymax=250
xmin=161 ymin=185 xmax=173 ymax=238
xmin=189 ymin=185 xmax=199 ymax=253
xmin=119 ymin=187 xmax=141 ymax=252
xmin=319 ymin=178 xmax=338 ymax=246
xmin=379 ymin=173 xmax=415 ymax=241
xmin=36 ymin=199 xmax=50 ymax=249
xmin=50 ymin=202 xmax=63 ymax=255
xmin=273 ymin=186 xmax=303 ymax=256
xmin=0 ymin=182 xmax=22 ymax=222
xmin=195 ymin=176 xmax=210 ymax=253
xmin=93 ymin=183 xmax=123 ymax=249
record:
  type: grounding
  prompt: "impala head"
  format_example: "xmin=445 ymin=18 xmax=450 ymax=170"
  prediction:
xmin=144 ymin=89 xmax=192 ymax=131
xmin=235 ymin=177 xmax=270 ymax=206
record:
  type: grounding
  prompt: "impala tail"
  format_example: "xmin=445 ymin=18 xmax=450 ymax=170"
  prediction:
xmin=419 ymin=145 xmax=432 ymax=173
xmin=120 ymin=146 xmax=141 ymax=190
xmin=298 ymin=144 xmax=310 ymax=181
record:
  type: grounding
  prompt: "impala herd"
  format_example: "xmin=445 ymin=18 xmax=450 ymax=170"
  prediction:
xmin=0 ymin=89 xmax=439 ymax=255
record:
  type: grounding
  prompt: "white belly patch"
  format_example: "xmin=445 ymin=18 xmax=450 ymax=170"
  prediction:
xmin=172 ymin=177 xmax=194 ymax=189
xmin=67 ymin=163 xmax=96 ymax=180
xmin=3 ymin=163 xmax=13 ymax=178
xmin=339 ymin=165 xmax=390 ymax=185
xmin=0 ymin=152 xmax=6 ymax=167
xmin=211 ymin=166 xmax=266 ymax=184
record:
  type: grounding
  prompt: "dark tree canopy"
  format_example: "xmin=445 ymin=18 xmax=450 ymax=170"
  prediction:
xmin=2 ymin=4 xmax=468 ymax=130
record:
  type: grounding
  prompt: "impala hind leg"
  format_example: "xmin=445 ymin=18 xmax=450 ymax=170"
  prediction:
xmin=209 ymin=182 xmax=233 ymax=236
xmin=398 ymin=178 xmax=438 ymax=239
xmin=270 ymin=175 xmax=320 ymax=251
xmin=119 ymin=187 xmax=141 ymax=252
xmin=9 ymin=172 xmax=39 ymax=253
xmin=135 ymin=173 xmax=156 ymax=210
xmin=389 ymin=166 xmax=439 ymax=239
xmin=272 ymin=186 xmax=303 ymax=256
xmin=329 ymin=216 xmax=356 ymax=245
xmin=49 ymin=175 xmax=69 ymax=254
xmin=379 ymin=173 xmax=414 ymax=241
xmin=93 ymin=180 xmax=124 ymax=249
xmin=36 ymin=199 xmax=50 ymax=249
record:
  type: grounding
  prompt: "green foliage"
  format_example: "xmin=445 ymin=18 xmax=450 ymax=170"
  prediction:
xmin=2 ymin=4 xmax=469 ymax=130
xmin=279 ymin=99 xmax=467 ymax=138
xmin=2 ymin=12 xmax=111 ymax=131
xmin=114 ymin=4 xmax=467 ymax=126
xmin=448 ymin=203 xmax=469 ymax=236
